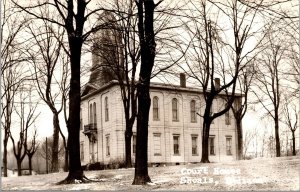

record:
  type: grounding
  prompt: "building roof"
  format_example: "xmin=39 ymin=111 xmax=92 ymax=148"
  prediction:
xmin=81 ymin=80 xmax=243 ymax=101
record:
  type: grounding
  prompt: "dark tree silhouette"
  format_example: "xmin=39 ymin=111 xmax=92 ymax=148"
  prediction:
xmin=132 ymin=0 xmax=162 ymax=185
xmin=282 ymin=99 xmax=298 ymax=156
xmin=10 ymin=86 xmax=39 ymax=176
xmin=230 ymin=64 xmax=256 ymax=160
xmin=25 ymin=129 xmax=39 ymax=175
xmin=254 ymin=30 xmax=287 ymax=157
xmin=12 ymin=0 xmax=114 ymax=183
xmin=178 ymin=0 xmax=267 ymax=162
xmin=27 ymin=19 xmax=67 ymax=172
xmin=1 ymin=0 xmax=29 ymax=177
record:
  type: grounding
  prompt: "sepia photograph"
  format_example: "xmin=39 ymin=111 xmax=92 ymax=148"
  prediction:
xmin=1 ymin=0 xmax=299 ymax=191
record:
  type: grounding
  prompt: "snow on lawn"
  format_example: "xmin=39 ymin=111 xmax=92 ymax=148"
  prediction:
xmin=2 ymin=156 xmax=299 ymax=191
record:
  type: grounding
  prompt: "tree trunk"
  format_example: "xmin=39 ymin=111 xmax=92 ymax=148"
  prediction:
xmin=64 ymin=148 xmax=69 ymax=172
xmin=17 ymin=160 xmax=22 ymax=176
xmin=292 ymin=131 xmax=296 ymax=156
xmin=201 ymin=117 xmax=211 ymax=163
xmin=125 ymin=126 xmax=133 ymax=168
xmin=274 ymin=113 xmax=281 ymax=157
xmin=51 ymin=113 xmax=60 ymax=172
xmin=236 ymin=118 xmax=243 ymax=160
xmin=29 ymin=156 xmax=32 ymax=175
xmin=132 ymin=0 xmax=156 ymax=185
xmin=132 ymin=83 xmax=151 ymax=184
xmin=56 ymin=0 xmax=90 ymax=183
xmin=68 ymin=127 xmax=83 ymax=180
xmin=3 ymin=137 xmax=8 ymax=177
xmin=58 ymin=37 xmax=85 ymax=184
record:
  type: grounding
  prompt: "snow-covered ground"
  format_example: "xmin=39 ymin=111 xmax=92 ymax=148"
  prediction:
xmin=2 ymin=156 xmax=299 ymax=191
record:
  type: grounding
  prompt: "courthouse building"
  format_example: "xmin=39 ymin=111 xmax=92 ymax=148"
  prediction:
xmin=79 ymin=12 xmax=242 ymax=166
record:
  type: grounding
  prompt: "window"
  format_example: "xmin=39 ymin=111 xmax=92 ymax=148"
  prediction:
xmin=209 ymin=136 xmax=215 ymax=155
xmin=172 ymin=98 xmax=178 ymax=121
xmin=106 ymin=135 xmax=110 ymax=156
xmin=93 ymin=102 xmax=97 ymax=128
xmin=153 ymin=96 xmax=159 ymax=121
xmin=80 ymin=108 xmax=83 ymax=130
xmin=173 ymin=135 xmax=180 ymax=155
xmin=225 ymin=111 xmax=231 ymax=125
xmin=192 ymin=135 xmax=198 ymax=155
xmin=105 ymin=97 xmax=109 ymax=121
xmin=153 ymin=133 xmax=161 ymax=156
xmin=226 ymin=136 xmax=232 ymax=155
xmin=89 ymin=103 xmax=93 ymax=124
xmin=80 ymin=142 xmax=84 ymax=160
xmin=190 ymin=100 xmax=196 ymax=123
xmin=132 ymin=134 xmax=136 ymax=154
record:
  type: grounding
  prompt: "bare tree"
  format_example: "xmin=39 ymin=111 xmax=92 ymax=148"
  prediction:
xmin=0 ymin=0 xmax=29 ymax=177
xmin=231 ymin=64 xmax=256 ymax=160
xmin=26 ymin=17 xmax=69 ymax=172
xmin=110 ymin=0 xmax=141 ymax=169
xmin=132 ymin=0 xmax=163 ymax=185
xmin=282 ymin=14 xmax=299 ymax=98
xmin=243 ymin=127 xmax=258 ymax=159
xmin=178 ymin=0 xmax=265 ymax=163
xmin=60 ymin=74 xmax=70 ymax=172
xmin=25 ymin=129 xmax=39 ymax=175
xmin=90 ymin=0 xmax=182 ymax=168
xmin=37 ymin=137 xmax=65 ymax=172
xmin=253 ymin=27 xmax=288 ymax=157
xmin=12 ymin=0 xmax=121 ymax=183
xmin=84 ymin=9 xmax=136 ymax=168
xmin=282 ymin=98 xmax=298 ymax=156
xmin=1 ymin=65 xmax=24 ymax=177
xmin=10 ymin=85 xmax=39 ymax=176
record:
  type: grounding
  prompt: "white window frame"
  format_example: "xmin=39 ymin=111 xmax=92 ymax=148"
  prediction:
xmin=153 ymin=133 xmax=161 ymax=156
xmin=191 ymin=135 xmax=198 ymax=156
xmin=173 ymin=134 xmax=180 ymax=155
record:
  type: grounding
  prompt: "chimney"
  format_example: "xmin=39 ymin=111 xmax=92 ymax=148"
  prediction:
xmin=180 ymin=73 xmax=186 ymax=88
xmin=214 ymin=78 xmax=220 ymax=91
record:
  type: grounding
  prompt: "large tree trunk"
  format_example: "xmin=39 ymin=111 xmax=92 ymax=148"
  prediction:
xmin=274 ymin=113 xmax=281 ymax=157
xmin=125 ymin=126 xmax=133 ymax=168
xmin=17 ymin=160 xmax=22 ymax=176
xmin=201 ymin=117 xmax=211 ymax=163
xmin=58 ymin=37 xmax=85 ymax=184
xmin=51 ymin=113 xmax=60 ymax=172
xmin=65 ymin=46 xmax=82 ymax=178
xmin=236 ymin=118 xmax=243 ymax=160
xmin=57 ymin=0 xmax=89 ymax=184
xmin=292 ymin=131 xmax=296 ymax=156
xmin=132 ymin=0 xmax=156 ymax=185
xmin=133 ymin=83 xmax=151 ymax=184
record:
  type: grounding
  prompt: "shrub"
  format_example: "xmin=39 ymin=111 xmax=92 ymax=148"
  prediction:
xmin=107 ymin=158 xmax=126 ymax=169
xmin=86 ymin=162 xmax=105 ymax=171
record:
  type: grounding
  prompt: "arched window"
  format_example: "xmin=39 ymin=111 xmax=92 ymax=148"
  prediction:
xmin=153 ymin=96 xmax=159 ymax=121
xmin=225 ymin=111 xmax=231 ymax=125
xmin=93 ymin=102 xmax=97 ymax=127
xmin=89 ymin=103 xmax=93 ymax=124
xmin=190 ymin=100 xmax=196 ymax=123
xmin=105 ymin=97 xmax=109 ymax=121
xmin=172 ymin=98 xmax=178 ymax=121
